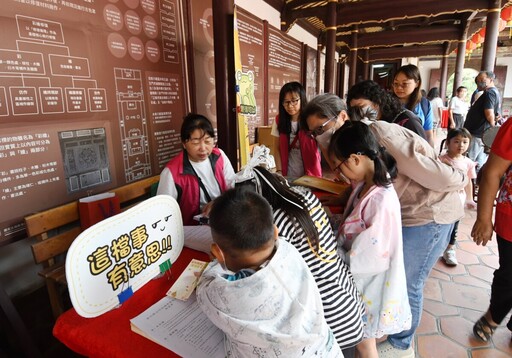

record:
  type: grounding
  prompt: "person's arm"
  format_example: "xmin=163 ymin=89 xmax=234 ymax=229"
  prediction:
xmin=464 ymin=180 xmax=476 ymax=209
xmin=220 ymin=149 xmax=236 ymax=189
xmin=385 ymin=136 xmax=468 ymax=192
xmin=156 ymin=167 xmax=178 ymax=198
xmin=424 ymin=129 xmax=434 ymax=147
xmin=484 ymin=108 xmax=496 ymax=127
xmin=448 ymin=109 xmax=455 ymax=129
xmin=273 ymin=136 xmax=282 ymax=173
xmin=471 ymin=153 xmax=511 ymax=246
xmin=270 ymin=120 xmax=282 ymax=173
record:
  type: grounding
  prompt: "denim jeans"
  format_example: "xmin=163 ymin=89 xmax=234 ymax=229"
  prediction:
xmin=387 ymin=222 xmax=454 ymax=349
xmin=467 ymin=137 xmax=487 ymax=172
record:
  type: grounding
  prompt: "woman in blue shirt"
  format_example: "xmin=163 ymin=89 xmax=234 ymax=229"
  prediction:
xmin=393 ymin=64 xmax=434 ymax=147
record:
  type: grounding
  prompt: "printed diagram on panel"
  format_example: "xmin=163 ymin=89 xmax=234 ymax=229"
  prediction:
xmin=0 ymin=15 xmax=108 ymax=117
xmin=59 ymin=128 xmax=111 ymax=193
xmin=114 ymin=68 xmax=152 ymax=183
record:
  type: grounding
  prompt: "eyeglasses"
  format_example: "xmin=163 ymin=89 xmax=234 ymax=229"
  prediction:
xmin=312 ymin=116 xmax=336 ymax=136
xmin=186 ymin=136 xmax=215 ymax=147
xmin=333 ymin=158 xmax=348 ymax=174
xmin=282 ymin=98 xmax=300 ymax=107
xmin=392 ymin=81 xmax=415 ymax=89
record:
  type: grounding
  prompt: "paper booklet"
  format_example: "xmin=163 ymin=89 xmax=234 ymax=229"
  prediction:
xmin=130 ymin=293 xmax=226 ymax=358
xmin=166 ymin=259 xmax=209 ymax=301
xmin=292 ymin=175 xmax=350 ymax=195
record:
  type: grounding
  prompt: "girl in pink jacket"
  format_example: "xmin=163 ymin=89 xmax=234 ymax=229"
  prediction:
xmin=329 ymin=121 xmax=411 ymax=358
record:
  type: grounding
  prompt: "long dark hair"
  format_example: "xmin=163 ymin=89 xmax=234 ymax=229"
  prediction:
xmin=394 ymin=64 xmax=422 ymax=111
xmin=237 ymin=166 xmax=320 ymax=249
xmin=329 ymin=121 xmax=397 ymax=187
xmin=277 ymin=82 xmax=307 ymax=134
xmin=427 ymin=87 xmax=440 ymax=101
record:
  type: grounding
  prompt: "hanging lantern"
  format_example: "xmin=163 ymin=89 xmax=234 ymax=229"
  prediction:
xmin=500 ymin=6 xmax=512 ymax=23
xmin=472 ymin=32 xmax=483 ymax=48
xmin=478 ymin=27 xmax=486 ymax=39
xmin=498 ymin=18 xmax=507 ymax=32
xmin=503 ymin=7 xmax=512 ymax=38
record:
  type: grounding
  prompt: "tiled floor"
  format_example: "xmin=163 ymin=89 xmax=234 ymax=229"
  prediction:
xmin=414 ymin=206 xmax=512 ymax=358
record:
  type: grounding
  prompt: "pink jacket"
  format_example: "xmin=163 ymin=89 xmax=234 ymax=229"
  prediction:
xmin=166 ymin=148 xmax=228 ymax=225
xmin=276 ymin=115 xmax=322 ymax=177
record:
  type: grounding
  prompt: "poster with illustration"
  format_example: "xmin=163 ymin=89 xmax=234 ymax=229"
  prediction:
xmin=66 ymin=195 xmax=184 ymax=318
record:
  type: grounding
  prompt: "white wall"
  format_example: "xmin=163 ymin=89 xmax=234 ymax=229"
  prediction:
xmin=418 ymin=59 xmax=441 ymax=91
xmin=497 ymin=57 xmax=512 ymax=98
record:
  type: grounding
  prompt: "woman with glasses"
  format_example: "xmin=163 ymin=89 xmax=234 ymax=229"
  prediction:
xmin=271 ymin=82 xmax=322 ymax=177
xmin=157 ymin=113 xmax=235 ymax=225
xmin=299 ymin=93 xmax=349 ymax=175
xmin=392 ymin=64 xmax=435 ymax=147
xmin=347 ymin=80 xmax=426 ymax=140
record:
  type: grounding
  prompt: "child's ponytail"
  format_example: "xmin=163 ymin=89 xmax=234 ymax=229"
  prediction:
xmin=373 ymin=146 xmax=397 ymax=187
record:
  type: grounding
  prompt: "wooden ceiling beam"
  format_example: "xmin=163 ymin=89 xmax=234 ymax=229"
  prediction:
xmin=336 ymin=0 xmax=489 ymax=27
xmin=337 ymin=25 xmax=461 ymax=49
xmin=368 ymin=44 xmax=444 ymax=62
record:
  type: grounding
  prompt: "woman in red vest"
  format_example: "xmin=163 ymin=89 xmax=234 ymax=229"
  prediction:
xmin=271 ymin=82 xmax=321 ymax=178
xmin=157 ymin=113 xmax=236 ymax=225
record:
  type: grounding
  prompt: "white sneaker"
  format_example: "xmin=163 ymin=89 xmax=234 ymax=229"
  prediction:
xmin=443 ymin=248 xmax=458 ymax=266
xmin=377 ymin=341 xmax=415 ymax=358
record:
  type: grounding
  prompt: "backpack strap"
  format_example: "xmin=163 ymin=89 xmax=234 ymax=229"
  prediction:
xmin=420 ymin=97 xmax=429 ymax=118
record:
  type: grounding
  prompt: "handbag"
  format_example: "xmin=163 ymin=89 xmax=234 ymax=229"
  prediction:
xmin=79 ymin=192 xmax=121 ymax=230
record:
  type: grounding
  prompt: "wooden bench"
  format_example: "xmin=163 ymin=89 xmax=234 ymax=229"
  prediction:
xmin=25 ymin=175 xmax=160 ymax=319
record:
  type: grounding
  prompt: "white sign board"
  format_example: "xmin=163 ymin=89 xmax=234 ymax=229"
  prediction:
xmin=66 ymin=195 xmax=184 ymax=318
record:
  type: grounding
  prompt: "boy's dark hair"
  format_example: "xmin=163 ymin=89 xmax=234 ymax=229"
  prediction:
xmin=456 ymin=86 xmax=467 ymax=93
xmin=209 ymin=188 xmax=274 ymax=252
xmin=180 ymin=113 xmax=215 ymax=142
xmin=236 ymin=166 xmax=320 ymax=250
xmin=278 ymin=82 xmax=307 ymax=134
xmin=446 ymin=127 xmax=472 ymax=143
xmin=329 ymin=121 xmax=397 ymax=187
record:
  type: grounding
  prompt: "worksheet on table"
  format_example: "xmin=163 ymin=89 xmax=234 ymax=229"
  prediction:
xmin=130 ymin=293 xmax=225 ymax=358
xmin=183 ymin=225 xmax=213 ymax=254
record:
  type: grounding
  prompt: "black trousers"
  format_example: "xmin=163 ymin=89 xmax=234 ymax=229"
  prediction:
xmin=490 ymin=235 xmax=512 ymax=330
xmin=453 ymin=113 xmax=464 ymax=129
xmin=448 ymin=220 xmax=459 ymax=246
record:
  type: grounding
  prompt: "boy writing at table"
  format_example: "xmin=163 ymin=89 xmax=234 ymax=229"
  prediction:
xmin=196 ymin=188 xmax=343 ymax=357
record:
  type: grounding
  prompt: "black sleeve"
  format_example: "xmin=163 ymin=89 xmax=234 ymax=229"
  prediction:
xmin=395 ymin=111 xmax=427 ymax=139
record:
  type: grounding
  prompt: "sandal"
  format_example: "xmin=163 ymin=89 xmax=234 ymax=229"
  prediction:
xmin=473 ymin=316 xmax=498 ymax=342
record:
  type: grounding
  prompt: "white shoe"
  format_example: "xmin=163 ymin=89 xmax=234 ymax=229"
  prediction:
xmin=443 ymin=248 xmax=458 ymax=266
xmin=377 ymin=341 xmax=415 ymax=358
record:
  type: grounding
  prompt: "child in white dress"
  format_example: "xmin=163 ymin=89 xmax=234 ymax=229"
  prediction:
xmin=329 ymin=121 xmax=412 ymax=358
xmin=439 ymin=128 xmax=477 ymax=265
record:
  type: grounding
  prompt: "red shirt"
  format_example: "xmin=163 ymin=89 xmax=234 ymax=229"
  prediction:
xmin=491 ymin=119 xmax=512 ymax=241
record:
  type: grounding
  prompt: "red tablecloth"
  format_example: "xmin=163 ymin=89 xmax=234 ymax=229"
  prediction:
xmin=440 ymin=109 xmax=450 ymax=128
xmin=53 ymin=247 xmax=210 ymax=357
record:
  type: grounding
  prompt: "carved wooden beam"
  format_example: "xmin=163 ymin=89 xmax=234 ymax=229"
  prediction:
xmin=337 ymin=25 xmax=460 ymax=49
xmin=368 ymin=44 xmax=444 ymax=62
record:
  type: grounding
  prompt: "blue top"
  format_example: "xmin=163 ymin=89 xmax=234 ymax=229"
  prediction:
xmin=413 ymin=98 xmax=434 ymax=131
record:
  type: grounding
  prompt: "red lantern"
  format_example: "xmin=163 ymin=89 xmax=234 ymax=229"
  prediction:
xmin=466 ymin=40 xmax=477 ymax=52
xmin=478 ymin=27 xmax=486 ymax=38
xmin=499 ymin=18 xmax=507 ymax=32
xmin=501 ymin=6 xmax=512 ymax=22
xmin=472 ymin=32 xmax=483 ymax=44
